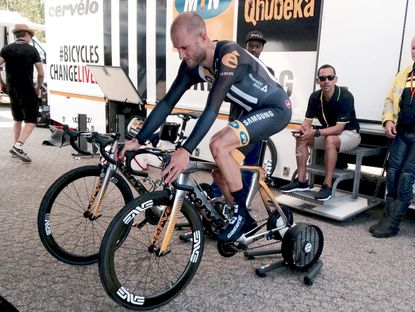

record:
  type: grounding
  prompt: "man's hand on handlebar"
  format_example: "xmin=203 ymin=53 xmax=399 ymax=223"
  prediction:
xmin=117 ymin=138 xmax=141 ymax=162
xmin=161 ymin=147 xmax=191 ymax=183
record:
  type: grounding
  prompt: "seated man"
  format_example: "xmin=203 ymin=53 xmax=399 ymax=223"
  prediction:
xmin=118 ymin=12 xmax=292 ymax=241
xmin=280 ymin=64 xmax=360 ymax=201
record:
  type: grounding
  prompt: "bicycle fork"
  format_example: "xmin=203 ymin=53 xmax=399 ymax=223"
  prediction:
xmin=150 ymin=175 xmax=187 ymax=256
xmin=85 ymin=164 xmax=116 ymax=220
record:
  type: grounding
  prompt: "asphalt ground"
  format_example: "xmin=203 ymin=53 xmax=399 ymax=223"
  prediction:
xmin=0 ymin=104 xmax=415 ymax=312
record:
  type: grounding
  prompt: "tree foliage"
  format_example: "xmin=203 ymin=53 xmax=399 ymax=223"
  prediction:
xmin=1 ymin=0 xmax=45 ymax=40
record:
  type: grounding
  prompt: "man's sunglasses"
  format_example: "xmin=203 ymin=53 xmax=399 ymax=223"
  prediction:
xmin=317 ymin=75 xmax=336 ymax=82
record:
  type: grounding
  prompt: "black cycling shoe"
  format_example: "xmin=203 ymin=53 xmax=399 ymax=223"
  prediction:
xmin=218 ymin=214 xmax=256 ymax=242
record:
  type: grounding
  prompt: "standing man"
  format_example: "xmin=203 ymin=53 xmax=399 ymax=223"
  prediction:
xmin=0 ymin=24 xmax=44 ymax=162
xmin=280 ymin=64 xmax=360 ymax=201
xmin=119 ymin=12 xmax=292 ymax=242
xmin=370 ymin=36 xmax=415 ymax=238
xmin=244 ymin=30 xmax=274 ymax=74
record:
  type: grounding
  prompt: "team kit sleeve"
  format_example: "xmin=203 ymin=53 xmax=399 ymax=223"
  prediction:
xmin=136 ymin=62 xmax=201 ymax=144
xmin=182 ymin=44 xmax=239 ymax=153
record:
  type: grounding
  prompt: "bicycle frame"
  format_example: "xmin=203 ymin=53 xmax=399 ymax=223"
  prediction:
xmin=156 ymin=159 xmax=290 ymax=253
xmin=84 ymin=140 xmax=159 ymax=220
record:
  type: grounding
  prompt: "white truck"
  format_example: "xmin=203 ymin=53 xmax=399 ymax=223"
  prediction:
xmin=0 ymin=10 xmax=46 ymax=104
xmin=44 ymin=0 xmax=415 ymax=220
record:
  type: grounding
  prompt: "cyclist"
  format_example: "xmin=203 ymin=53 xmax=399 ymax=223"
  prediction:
xmin=118 ymin=12 xmax=291 ymax=241
xmin=211 ymin=29 xmax=275 ymax=201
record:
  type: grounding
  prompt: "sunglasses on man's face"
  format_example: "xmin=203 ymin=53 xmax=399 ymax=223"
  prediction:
xmin=317 ymin=75 xmax=336 ymax=82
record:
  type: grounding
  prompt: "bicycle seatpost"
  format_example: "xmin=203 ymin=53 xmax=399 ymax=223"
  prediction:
xmin=257 ymin=139 xmax=268 ymax=166
xmin=175 ymin=115 xmax=190 ymax=149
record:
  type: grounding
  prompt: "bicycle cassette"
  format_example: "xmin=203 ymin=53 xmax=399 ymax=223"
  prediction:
xmin=266 ymin=205 xmax=294 ymax=240
xmin=281 ymin=223 xmax=324 ymax=271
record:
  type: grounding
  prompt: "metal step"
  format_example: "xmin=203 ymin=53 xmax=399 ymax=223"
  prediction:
xmin=285 ymin=190 xmax=322 ymax=205
xmin=306 ymin=164 xmax=355 ymax=180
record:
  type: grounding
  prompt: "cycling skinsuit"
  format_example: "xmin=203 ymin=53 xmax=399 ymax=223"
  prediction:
xmin=137 ymin=40 xmax=292 ymax=156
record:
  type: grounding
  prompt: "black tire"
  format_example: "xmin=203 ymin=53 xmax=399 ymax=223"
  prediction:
xmin=99 ymin=190 xmax=204 ymax=310
xmin=265 ymin=139 xmax=277 ymax=176
xmin=38 ymin=165 xmax=134 ymax=265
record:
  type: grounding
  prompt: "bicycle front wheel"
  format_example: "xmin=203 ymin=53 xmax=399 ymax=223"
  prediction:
xmin=38 ymin=165 xmax=134 ymax=265
xmin=99 ymin=190 xmax=204 ymax=310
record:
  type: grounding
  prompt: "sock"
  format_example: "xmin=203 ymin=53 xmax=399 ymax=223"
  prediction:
xmin=231 ymin=188 xmax=248 ymax=217
xmin=14 ymin=141 xmax=23 ymax=149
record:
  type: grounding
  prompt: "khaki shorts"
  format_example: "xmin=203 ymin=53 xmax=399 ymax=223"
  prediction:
xmin=314 ymin=130 xmax=361 ymax=152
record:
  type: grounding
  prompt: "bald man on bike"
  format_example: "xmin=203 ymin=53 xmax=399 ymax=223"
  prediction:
xmin=118 ymin=12 xmax=291 ymax=242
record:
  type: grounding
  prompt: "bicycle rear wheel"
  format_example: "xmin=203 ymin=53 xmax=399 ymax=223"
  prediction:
xmin=38 ymin=165 xmax=134 ymax=265
xmin=99 ymin=190 xmax=204 ymax=310
xmin=264 ymin=139 xmax=277 ymax=175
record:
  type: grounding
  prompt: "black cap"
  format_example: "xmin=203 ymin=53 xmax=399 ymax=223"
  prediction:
xmin=245 ymin=30 xmax=266 ymax=44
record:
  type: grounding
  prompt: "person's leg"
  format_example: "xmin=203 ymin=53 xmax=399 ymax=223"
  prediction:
xmin=373 ymin=133 xmax=415 ymax=238
xmin=16 ymin=122 xmax=36 ymax=144
xmin=18 ymin=93 xmax=39 ymax=145
xmin=211 ymin=168 xmax=232 ymax=203
xmin=13 ymin=121 xmax=23 ymax=144
xmin=322 ymin=135 xmax=341 ymax=187
xmin=212 ymin=107 xmax=290 ymax=241
xmin=369 ymin=140 xmax=401 ymax=233
xmin=9 ymin=94 xmax=38 ymax=162
xmin=296 ymin=137 xmax=312 ymax=182
xmin=280 ymin=136 xmax=314 ymax=193
xmin=315 ymin=130 xmax=360 ymax=201
xmin=210 ymin=127 xmax=244 ymax=196
xmin=211 ymin=142 xmax=261 ymax=206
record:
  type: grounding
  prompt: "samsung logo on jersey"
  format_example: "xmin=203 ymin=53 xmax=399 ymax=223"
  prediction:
xmin=176 ymin=0 xmax=232 ymax=19
xmin=242 ymin=111 xmax=275 ymax=126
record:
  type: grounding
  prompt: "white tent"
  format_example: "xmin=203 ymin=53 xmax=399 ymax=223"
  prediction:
xmin=0 ymin=10 xmax=45 ymax=31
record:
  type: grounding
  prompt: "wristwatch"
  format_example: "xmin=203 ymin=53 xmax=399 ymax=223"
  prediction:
xmin=314 ymin=129 xmax=321 ymax=137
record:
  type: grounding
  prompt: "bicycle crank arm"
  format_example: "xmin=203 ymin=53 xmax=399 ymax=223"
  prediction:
xmin=237 ymin=225 xmax=289 ymax=246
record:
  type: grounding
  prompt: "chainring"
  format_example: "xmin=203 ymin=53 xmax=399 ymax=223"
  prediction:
xmin=217 ymin=241 xmax=241 ymax=257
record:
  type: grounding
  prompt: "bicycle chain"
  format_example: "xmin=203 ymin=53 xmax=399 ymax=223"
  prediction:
xmin=222 ymin=216 xmax=283 ymax=254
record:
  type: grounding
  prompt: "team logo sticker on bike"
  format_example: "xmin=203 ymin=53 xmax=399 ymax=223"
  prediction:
xmin=123 ymin=200 xmax=154 ymax=224
xmin=116 ymin=286 xmax=144 ymax=305
xmin=190 ymin=230 xmax=202 ymax=263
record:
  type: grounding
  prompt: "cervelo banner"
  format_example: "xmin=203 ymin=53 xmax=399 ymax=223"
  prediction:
xmin=46 ymin=0 xmax=104 ymax=97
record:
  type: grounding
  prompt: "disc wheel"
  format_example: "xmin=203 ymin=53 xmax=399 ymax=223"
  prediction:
xmin=281 ymin=223 xmax=324 ymax=271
